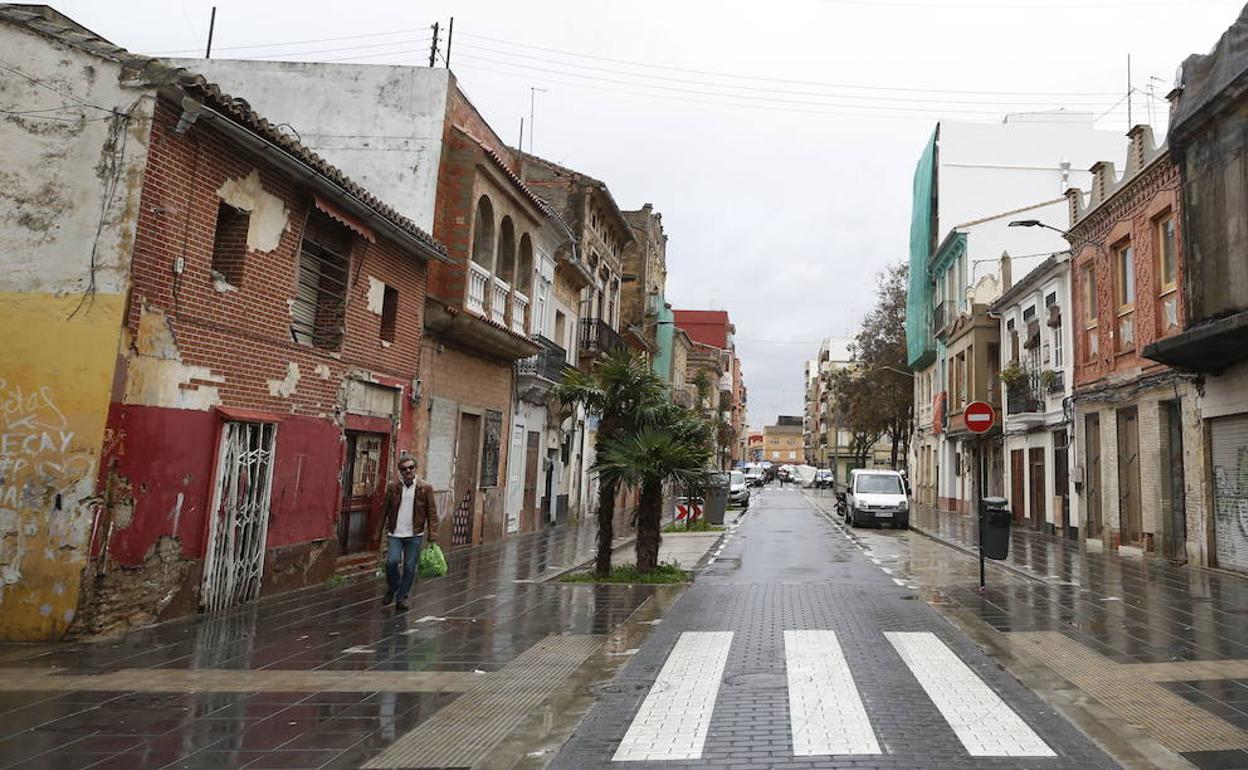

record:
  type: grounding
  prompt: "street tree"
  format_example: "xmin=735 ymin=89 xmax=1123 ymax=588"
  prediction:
xmin=596 ymin=403 xmax=712 ymax=572
xmin=841 ymin=262 xmax=913 ymax=469
xmin=555 ymin=350 xmax=666 ymax=576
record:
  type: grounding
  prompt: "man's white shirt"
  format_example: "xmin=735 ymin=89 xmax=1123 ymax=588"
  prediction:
xmin=391 ymin=482 xmax=417 ymax=537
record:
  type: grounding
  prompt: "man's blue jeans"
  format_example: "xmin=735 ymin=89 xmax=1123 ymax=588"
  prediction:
xmin=386 ymin=535 xmax=422 ymax=602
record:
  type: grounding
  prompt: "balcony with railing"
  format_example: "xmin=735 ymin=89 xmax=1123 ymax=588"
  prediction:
xmin=578 ymin=317 xmax=627 ymax=358
xmin=490 ymin=278 xmax=509 ymax=326
xmin=931 ymin=301 xmax=949 ymax=337
xmin=516 ymin=335 xmax=569 ymax=385
xmin=511 ymin=292 xmax=528 ymax=335
xmin=1006 ymin=377 xmax=1044 ymax=417
xmin=467 ymin=262 xmax=489 ymax=316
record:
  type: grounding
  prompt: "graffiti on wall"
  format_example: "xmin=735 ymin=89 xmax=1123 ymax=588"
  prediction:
xmin=1213 ymin=444 xmax=1248 ymax=572
xmin=0 ymin=379 xmax=93 ymax=511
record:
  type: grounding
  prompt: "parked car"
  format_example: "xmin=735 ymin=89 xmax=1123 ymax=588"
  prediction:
xmin=814 ymin=469 xmax=835 ymax=489
xmin=844 ymin=469 xmax=909 ymax=529
xmin=728 ymin=470 xmax=750 ymax=507
xmin=744 ymin=468 xmax=765 ymax=487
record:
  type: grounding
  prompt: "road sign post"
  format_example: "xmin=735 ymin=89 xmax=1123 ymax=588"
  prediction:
xmin=963 ymin=401 xmax=996 ymax=591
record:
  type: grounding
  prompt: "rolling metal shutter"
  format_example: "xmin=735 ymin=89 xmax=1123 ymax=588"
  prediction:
xmin=1211 ymin=413 xmax=1248 ymax=574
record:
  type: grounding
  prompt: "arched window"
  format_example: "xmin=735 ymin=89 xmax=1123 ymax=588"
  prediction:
xmin=470 ymin=196 xmax=495 ymax=270
xmin=496 ymin=216 xmax=516 ymax=285
xmin=517 ymin=233 xmax=534 ymax=294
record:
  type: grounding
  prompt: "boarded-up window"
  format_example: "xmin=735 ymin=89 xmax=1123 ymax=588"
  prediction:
xmin=211 ymin=202 xmax=249 ymax=287
xmin=292 ymin=212 xmax=351 ymax=350
xmin=480 ymin=409 xmax=503 ymax=488
xmin=380 ymin=285 xmax=399 ymax=343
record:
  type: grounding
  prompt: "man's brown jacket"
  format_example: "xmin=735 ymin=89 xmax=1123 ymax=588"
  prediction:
xmin=380 ymin=478 xmax=438 ymax=543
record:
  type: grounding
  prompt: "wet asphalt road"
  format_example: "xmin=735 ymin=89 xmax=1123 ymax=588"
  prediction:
xmin=550 ymin=487 xmax=1118 ymax=770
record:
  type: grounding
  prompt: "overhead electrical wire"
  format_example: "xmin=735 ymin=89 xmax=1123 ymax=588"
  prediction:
xmin=449 ymin=52 xmax=1143 ymax=117
xmin=145 ymin=27 xmax=431 ymax=55
xmin=454 ymin=30 xmax=1122 ymax=97
xmin=451 ymin=42 xmax=1120 ymax=107
xmin=449 ymin=59 xmax=1138 ymax=123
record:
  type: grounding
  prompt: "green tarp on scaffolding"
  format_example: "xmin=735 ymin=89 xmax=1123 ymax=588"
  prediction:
xmin=906 ymin=127 xmax=937 ymax=369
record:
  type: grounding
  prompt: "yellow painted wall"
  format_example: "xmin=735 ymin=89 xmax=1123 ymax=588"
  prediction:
xmin=0 ymin=292 xmax=124 ymax=640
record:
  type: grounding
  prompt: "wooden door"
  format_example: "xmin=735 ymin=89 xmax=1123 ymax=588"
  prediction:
xmin=452 ymin=413 xmax=482 ymax=546
xmin=1164 ymin=401 xmax=1186 ymax=560
xmin=1010 ymin=449 xmax=1025 ymax=523
xmin=1053 ymin=430 xmax=1069 ymax=533
xmin=339 ymin=432 xmax=385 ymax=553
xmin=1028 ymin=448 xmax=1046 ymax=528
xmin=1086 ymin=414 xmax=1102 ymax=539
xmin=522 ymin=431 xmax=541 ymax=531
xmin=1117 ymin=407 xmax=1143 ymax=546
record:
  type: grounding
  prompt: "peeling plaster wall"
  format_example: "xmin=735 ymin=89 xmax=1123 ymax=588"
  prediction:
xmin=0 ymin=25 xmax=155 ymax=640
xmin=76 ymin=97 xmax=430 ymax=635
xmin=167 ymin=58 xmax=450 ymax=232
xmin=216 ymin=169 xmax=289 ymax=252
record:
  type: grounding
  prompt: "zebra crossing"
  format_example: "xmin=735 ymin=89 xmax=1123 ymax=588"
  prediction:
xmin=612 ymin=630 xmax=1055 ymax=763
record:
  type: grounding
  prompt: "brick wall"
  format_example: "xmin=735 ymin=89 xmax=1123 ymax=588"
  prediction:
xmin=129 ymin=100 xmax=428 ymax=418
xmin=1071 ymin=154 xmax=1184 ymax=389
xmin=82 ymin=98 xmax=433 ymax=632
xmin=420 ymin=338 xmax=515 ymax=544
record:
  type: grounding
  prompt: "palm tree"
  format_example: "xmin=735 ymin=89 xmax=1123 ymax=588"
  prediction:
xmin=596 ymin=409 xmax=712 ymax=573
xmin=555 ymin=350 xmax=666 ymax=576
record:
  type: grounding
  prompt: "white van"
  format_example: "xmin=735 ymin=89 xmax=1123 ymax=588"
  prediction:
xmin=845 ymin=469 xmax=909 ymax=529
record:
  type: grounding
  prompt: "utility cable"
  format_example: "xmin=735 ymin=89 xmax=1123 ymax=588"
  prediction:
xmin=451 ymin=42 xmax=1122 ymax=107
xmin=456 ymin=30 xmax=1122 ymax=97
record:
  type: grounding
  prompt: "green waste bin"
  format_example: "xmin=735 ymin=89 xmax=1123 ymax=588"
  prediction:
xmin=705 ymin=472 xmax=729 ymax=525
xmin=980 ymin=496 xmax=1012 ymax=560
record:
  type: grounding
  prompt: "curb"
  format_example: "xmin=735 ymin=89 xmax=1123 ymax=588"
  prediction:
xmin=907 ymin=523 xmax=1049 ymax=585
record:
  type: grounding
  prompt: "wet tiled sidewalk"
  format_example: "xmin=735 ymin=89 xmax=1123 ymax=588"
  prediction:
xmin=910 ymin=505 xmax=1248 ymax=769
xmin=0 ymin=523 xmax=678 ymax=770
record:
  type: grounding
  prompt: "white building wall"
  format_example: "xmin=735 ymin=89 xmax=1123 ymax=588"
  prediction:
xmin=170 ymin=59 xmax=450 ymax=231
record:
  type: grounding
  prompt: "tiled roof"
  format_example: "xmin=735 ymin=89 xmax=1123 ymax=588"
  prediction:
xmin=0 ymin=4 xmax=447 ymax=260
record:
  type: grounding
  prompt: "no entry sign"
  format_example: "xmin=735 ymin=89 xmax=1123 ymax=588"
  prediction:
xmin=964 ymin=401 xmax=996 ymax=434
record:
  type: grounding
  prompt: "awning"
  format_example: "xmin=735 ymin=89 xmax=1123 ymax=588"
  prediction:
xmin=314 ymin=194 xmax=375 ymax=243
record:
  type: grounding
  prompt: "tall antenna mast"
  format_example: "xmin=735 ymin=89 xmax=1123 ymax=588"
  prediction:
xmin=205 ymin=6 xmax=217 ymax=58
xmin=1127 ymin=54 xmax=1133 ymax=129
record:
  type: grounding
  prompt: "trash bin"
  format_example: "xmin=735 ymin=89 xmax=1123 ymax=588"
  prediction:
xmin=705 ymin=472 xmax=729 ymax=525
xmin=980 ymin=496 xmax=1012 ymax=560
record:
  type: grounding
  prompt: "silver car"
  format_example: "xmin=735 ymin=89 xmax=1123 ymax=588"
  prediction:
xmin=728 ymin=470 xmax=750 ymax=507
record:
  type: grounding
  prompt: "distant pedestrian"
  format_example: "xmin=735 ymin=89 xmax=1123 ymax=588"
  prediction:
xmin=380 ymin=456 xmax=438 ymax=612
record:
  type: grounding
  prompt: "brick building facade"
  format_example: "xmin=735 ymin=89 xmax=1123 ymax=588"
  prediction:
xmin=0 ymin=7 xmax=446 ymax=638
xmin=1068 ymin=126 xmax=1207 ymax=561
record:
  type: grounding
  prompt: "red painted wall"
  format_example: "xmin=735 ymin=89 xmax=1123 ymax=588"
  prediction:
xmin=673 ymin=309 xmax=730 ymax=349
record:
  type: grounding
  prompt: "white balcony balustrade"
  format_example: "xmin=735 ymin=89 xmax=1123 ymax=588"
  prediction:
xmin=467 ymin=263 xmax=489 ymax=316
xmin=491 ymin=278 xmax=509 ymax=326
xmin=512 ymin=292 xmax=529 ymax=335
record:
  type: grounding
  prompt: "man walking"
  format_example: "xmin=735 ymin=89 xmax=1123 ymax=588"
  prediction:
xmin=381 ymin=455 xmax=438 ymax=612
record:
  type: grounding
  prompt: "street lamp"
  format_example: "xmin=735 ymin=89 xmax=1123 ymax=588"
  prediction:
xmin=1008 ymin=219 xmax=1108 ymax=258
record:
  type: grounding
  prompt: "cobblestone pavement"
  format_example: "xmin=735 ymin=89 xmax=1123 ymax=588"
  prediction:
xmin=796 ymin=491 xmax=1248 ymax=770
xmin=551 ymin=488 xmax=1117 ymax=769
xmin=896 ymin=502 xmax=1248 ymax=770
xmin=0 ymin=523 xmax=664 ymax=770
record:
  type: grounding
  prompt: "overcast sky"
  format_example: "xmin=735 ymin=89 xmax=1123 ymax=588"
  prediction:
xmin=54 ymin=0 xmax=1243 ymax=428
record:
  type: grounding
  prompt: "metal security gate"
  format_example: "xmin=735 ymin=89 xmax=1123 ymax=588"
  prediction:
xmin=202 ymin=421 xmax=278 ymax=612
xmin=1211 ymin=414 xmax=1248 ymax=574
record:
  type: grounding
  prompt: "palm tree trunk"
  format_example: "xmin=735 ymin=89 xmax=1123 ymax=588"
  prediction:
xmin=635 ymin=480 xmax=663 ymax=573
xmin=595 ymin=479 xmax=617 ymax=576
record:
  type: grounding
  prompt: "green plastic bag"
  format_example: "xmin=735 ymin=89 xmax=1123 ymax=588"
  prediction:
xmin=419 ymin=542 xmax=447 ymax=578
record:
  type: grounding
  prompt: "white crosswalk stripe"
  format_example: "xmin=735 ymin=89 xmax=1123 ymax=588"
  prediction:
xmin=785 ymin=630 xmax=880 ymax=756
xmin=613 ymin=629 xmax=1056 ymax=761
xmin=612 ymin=631 xmax=733 ymax=762
xmin=886 ymin=631 xmax=1056 ymax=757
